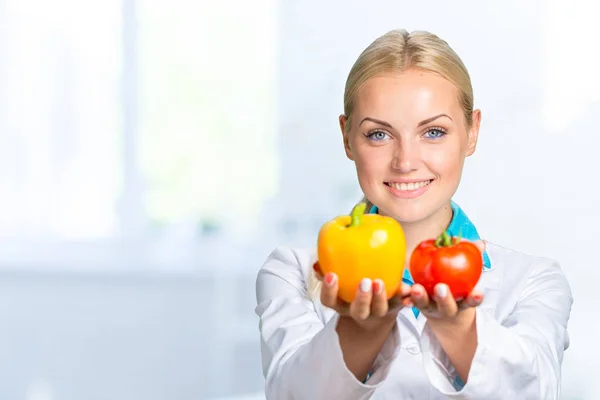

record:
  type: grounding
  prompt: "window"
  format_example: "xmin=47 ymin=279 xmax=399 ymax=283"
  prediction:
xmin=0 ymin=0 xmax=122 ymax=240
xmin=0 ymin=0 xmax=279 ymax=269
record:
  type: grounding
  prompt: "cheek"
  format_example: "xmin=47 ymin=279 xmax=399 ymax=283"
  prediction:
xmin=425 ymin=145 xmax=465 ymax=178
xmin=353 ymin=146 xmax=390 ymax=179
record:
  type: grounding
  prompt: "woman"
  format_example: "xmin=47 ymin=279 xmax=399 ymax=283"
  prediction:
xmin=254 ymin=29 xmax=573 ymax=399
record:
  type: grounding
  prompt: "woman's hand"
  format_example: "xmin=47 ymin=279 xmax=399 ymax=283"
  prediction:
xmin=404 ymin=282 xmax=483 ymax=329
xmin=313 ymin=262 xmax=412 ymax=332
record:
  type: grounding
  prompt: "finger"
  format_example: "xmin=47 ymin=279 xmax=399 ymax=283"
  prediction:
xmin=459 ymin=289 xmax=484 ymax=310
xmin=390 ymin=283 xmax=412 ymax=309
xmin=473 ymin=240 xmax=486 ymax=253
xmin=313 ymin=262 xmax=324 ymax=281
xmin=350 ymin=278 xmax=373 ymax=321
xmin=370 ymin=279 xmax=388 ymax=317
xmin=433 ymin=283 xmax=458 ymax=317
xmin=399 ymin=282 xmax=412 ymax=297
xmin=410 ymin=284 xmax=431 ymax=311
xmin=320 ymin=273 xmax=349 ymax=313
xmin=401 ymin=296 xmax=414 ymax=309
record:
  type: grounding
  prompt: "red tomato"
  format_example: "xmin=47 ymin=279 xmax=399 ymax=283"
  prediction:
xmin=409 ymin=232 xmax=483 ymax=300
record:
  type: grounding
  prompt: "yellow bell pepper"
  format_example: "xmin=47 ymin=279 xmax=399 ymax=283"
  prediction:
xmin=317 ymin=202 xmax=406 ymax=303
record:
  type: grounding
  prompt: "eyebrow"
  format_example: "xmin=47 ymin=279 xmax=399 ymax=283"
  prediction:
xmin=417 ymin=114 xmax=452 ymax=127
xmin=359 ymin=114 xmax=453 ymax=128
xmin=359 ymin=117 xmax=392 ymax=128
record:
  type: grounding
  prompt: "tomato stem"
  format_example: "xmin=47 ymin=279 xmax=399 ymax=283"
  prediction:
xmin=349 ymin=202 xmax=367 ymax=227
xmin=435 ymin=231 xmax=453 ymax=247
xmin=455 ymin=228 xmax=463 ymax=245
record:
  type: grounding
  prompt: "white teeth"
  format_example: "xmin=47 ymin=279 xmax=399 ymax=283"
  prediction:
xmin=388 ymin=180 xmax=431 ymax=191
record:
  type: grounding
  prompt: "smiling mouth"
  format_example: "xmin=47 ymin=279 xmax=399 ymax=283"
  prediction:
xmin=385 ymin=179 xmax=433 ymax=191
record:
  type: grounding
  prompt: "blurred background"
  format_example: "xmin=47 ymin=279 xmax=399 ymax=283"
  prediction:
xmin=0 ymin=0 xmax=598 ymax=399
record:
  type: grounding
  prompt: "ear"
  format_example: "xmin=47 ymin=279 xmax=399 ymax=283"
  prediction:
xmin=339 ymin=114 xmax=354 ymax=160
xmin=466 ymin=109 xmax=481 ymax=157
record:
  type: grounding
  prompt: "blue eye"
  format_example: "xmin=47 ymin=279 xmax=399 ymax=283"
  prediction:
xmin=366 ymin=130 xmax=390 ymax=141
xmin=424 ymin=128 xmax=447 ymax=139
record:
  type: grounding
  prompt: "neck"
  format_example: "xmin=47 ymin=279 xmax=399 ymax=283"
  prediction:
xmin=397 ymin=203 xmax=454 ymax=257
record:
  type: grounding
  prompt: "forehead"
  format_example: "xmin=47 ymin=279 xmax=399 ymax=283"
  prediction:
xmin=354 ymin=69 xmax=462 ymax=123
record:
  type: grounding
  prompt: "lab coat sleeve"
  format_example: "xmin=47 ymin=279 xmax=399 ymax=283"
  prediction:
xmin=255 ymin=246 xmax=401 ymax=400
xmin=421 ymin=259 xmax=572 ymax=399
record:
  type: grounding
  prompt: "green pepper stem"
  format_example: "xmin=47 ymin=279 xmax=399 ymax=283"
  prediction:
xmin=349 ymin=202 xmax=367 ymax=227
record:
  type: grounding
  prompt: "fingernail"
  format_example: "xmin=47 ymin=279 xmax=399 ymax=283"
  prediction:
xmin=435 ymin=284 xmax=448 ymax=299
xmin=360 ymin=278 xmax=372 ymax=293
xmin=372 ymin=279 xmax=383 ymax=294
xmin=325 ymin=273 xmax=336 ymax=286
xmin=473 ymin=293 xmax=483 ymax=302
xmin=412 ymin=289 xmax=422 ymax=298
xmin=404 ymin=300 xmax=414 ymax=308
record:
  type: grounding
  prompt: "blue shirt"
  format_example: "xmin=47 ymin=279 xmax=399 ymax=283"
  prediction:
xmin=369 ymin=201 xmax=491 ymax=318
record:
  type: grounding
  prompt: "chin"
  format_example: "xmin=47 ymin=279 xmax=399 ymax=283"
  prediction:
xmin=387 ymin=207 xmax=430 ymax=224
xmin=375 ymin=200 xmax=430 ymax=224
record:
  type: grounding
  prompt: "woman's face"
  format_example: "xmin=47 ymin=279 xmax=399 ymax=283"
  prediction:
xmin=340 ymin=69 xmax=481 ymax=224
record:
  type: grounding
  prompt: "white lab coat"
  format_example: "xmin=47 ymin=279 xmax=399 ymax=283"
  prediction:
xmin=254 ymin=241 xmax=573 ymax=400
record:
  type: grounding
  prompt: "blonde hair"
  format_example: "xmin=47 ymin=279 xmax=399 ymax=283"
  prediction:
xmin=308 ymin=29 xmax=475 ymax=302
xmin=344 ymin=29 xmax=474 ymax=131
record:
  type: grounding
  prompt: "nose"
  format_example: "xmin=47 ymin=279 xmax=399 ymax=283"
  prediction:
xmin=391 ymin=139 xmax=420 ymax=173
